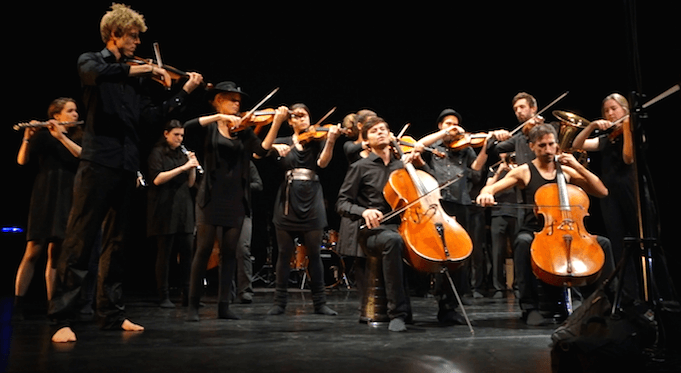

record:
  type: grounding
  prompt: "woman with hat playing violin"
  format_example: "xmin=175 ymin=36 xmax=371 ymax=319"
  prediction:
xmin=182 ymin=82 xmax=285 ymax=321
xmin=266 ymin=103 xmax=341 ymax=316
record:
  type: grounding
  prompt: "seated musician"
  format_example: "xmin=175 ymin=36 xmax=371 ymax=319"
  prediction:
xmin=476 ymin=124 xmax=615 ymax=326
xmin=336 ymin=116 xmax=425 ymax=332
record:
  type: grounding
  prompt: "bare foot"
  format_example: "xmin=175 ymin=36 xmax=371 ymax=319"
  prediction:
xmin=51 ymin=327 xmax=77 ymax=343
xmin=121 ymin=319 xmax=144 ymax=331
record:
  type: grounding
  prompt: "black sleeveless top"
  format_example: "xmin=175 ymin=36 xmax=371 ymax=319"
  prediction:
xmin=521 ymin=161 xmax=555 ymax=233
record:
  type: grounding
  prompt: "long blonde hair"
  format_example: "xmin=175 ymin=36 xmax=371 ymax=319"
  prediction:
xmin=601 ymin=93 xmax=630 ymax=117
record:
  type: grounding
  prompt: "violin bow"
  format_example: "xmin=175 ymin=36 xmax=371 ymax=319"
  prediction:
xmin=153 ymin=42 xmax=164 ymax=70
xmin=359 ymin=173 xmax=464 ymax=230
xmin=510 ymin=91 xmax=569 ymax=135
xmin=642 ymin=83 xmax=679 ymax=109
xmin=230 ymin=87 xmax=280 ymax=131
xmin=311 ymin=107 xmax=337 ymax=127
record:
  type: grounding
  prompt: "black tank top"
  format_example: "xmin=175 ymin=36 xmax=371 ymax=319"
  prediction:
xmin=521 ymin=161 xmax=556 ymax=232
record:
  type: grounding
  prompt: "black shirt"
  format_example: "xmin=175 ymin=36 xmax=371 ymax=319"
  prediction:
xmin=336 ymin=152 xmax=405 ymax=226
xmin=423 ymin=140 xmax=481 ymax=206
xmin=78 ymin=48 xmax=189 ymax=172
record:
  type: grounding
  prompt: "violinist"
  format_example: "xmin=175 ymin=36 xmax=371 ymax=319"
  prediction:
xmin=486 ymin=153 xmax=521 ymax=299
xmin=336 ymin=116 xmax=420 ymax=332
xmin=182 ymin=82 xmax=284 ymax=321
xmin=490 ymin=92 xmax=560 ymax=166
xmin=342 ymin=109 xmax=376 ymax=164
xmin=417 ymin=109 xmax=509 ymax=309
xmin=572 ymin=93 xmax=638 ymax=297
xmin=49 ymin=3 xmax=205 ymax=343
xmin=336 ymin=109 xmax=376 ymax=303
xmin=267 ymin=104 xmax=340 ymax=317
xmin=476 ymin=124 xmax=615 ymax=325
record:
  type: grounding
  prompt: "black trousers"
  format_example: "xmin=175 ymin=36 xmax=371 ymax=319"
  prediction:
xmin=514 ymin=230 xmax=616 ymax=312
xmin=154 ymin=233 xmax=193 ymax=298
xmin=358 ymin=226 xmax=410 ymax=320
xmin=48 ymin=161 xmax=134 ymax=329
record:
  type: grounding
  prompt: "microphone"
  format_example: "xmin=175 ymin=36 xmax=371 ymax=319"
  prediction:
xmin=180 ymin=145 xmax=204 ymax=174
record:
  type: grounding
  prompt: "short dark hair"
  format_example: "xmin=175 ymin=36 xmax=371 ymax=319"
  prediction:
xmin=512 ymin=92 xmax=537 ymax=108
xmin=361 ymin=116 xmax=388 ymax=140
xmin=528 ymin=123 xmax=557 ymax=143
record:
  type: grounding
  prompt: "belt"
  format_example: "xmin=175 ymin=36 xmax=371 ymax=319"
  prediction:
xmin=286 ymin=168 xmax=318 ymax=181
xmin=284 ymin=168 xmax=318 ymax=215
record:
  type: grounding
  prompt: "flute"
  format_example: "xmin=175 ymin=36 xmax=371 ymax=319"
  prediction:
xmin=179 ymin=145 xmax=204 ymax=174
xmin=13 ymin=120 xmax=84 ymax=131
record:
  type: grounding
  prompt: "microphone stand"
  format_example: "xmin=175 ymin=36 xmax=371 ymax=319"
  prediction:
xmin=610 ymin=0 xmax=680 ymax=364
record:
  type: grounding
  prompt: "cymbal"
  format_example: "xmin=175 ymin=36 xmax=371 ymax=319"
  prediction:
xmin=552 ymin=110 xmax=590 ymax=127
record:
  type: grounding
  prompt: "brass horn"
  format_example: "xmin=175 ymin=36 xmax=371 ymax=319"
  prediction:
xmin=552 ymin=110 xmax=590 ymax=166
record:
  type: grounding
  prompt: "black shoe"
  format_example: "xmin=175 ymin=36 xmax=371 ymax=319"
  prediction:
xmin=218 ymin=302 xmax=240 ymax=320
xmin=267 ymin=305 xmax=286 ymax=315
xmin=523 ymin=310 xmax=549 ymax=326
xmin=314 ymin=305 xmax=338 ymax=316
xmin=437 ymin=309 xmax=467 ymax=325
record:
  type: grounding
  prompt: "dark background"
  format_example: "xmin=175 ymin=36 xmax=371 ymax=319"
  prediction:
xmin=3 ymin=1 xmax=679 ymax=298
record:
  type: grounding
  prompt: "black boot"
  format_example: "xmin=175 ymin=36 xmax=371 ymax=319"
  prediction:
xmin=267 ymin=288 xmax=288 ymax=315
xmin=159 ymin=291 xmax=175 ymax=309
xmin=186 ymin=297 xmax=201 ymax=322
xmin=312 ymin=288 xmax=337 ymax=316
xmin=181 ymin=288 xmax=189 ymax=307
xmin=217 ymin=301 xmax=240 ymax=320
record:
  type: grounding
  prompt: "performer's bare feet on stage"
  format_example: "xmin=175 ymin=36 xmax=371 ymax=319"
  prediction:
xmin=121 ymin=319 xmax=144 ymax=331
xmin=51 ymin=327 xmax=77 ymax=343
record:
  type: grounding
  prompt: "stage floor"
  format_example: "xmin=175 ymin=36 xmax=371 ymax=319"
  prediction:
xmin=4 ymin=287 xmax=566 ymax=373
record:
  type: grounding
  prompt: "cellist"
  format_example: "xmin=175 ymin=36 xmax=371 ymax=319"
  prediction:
xmin=476 ymin=124 xmax=615 ymax=326
xmin=336 ymin=116 xmax=422 ymax=332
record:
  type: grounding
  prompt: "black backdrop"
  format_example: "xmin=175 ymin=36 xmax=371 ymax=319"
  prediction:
xmin=4 ymin=1 xmax=679 ymax=297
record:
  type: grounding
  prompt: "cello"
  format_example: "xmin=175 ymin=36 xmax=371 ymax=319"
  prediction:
xmin=530 ymin=156 xmax=605 ymax=290
xmin=382 ymin=139 xmax=473 ymax=273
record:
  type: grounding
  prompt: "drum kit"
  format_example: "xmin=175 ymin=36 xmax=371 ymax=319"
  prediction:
xmin=289 ymin=229 xmax=350 ymax=290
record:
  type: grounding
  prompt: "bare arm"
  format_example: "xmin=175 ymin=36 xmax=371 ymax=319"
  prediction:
xmin=47 ymin=122 xmax=82 ymax=158
xmin=153 ymin=157 xmax=198 ymax=186
xmin=317 ymin=125 xmax=340 ymax=168
xmin=476 ymin=165 xmax=529 ymax=206
xmin=559 ymin=153 xmax=608 ymax=198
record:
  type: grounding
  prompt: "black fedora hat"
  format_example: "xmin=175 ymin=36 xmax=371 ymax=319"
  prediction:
xmin=208 ymin=81 xmax=248 ymax=100
xmin=436 ymin=108 xmax=463 ymax=124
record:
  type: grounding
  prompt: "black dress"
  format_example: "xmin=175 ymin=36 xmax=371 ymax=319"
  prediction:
xmin=25 ymin=128 xmax=81 ymax=242
xmin=146 ymin=143 xmax=195 ymax=236
xmin=272 ymin=137 xmax=328 ymax=231
xmin=184 ymin=119 xmax=266 ymax=228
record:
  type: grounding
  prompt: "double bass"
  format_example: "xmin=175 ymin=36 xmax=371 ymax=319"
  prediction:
xmin=382 ymin=139 xmax=473 ymax=273
xmin=530 ymin=156 xmax=605 ymax=289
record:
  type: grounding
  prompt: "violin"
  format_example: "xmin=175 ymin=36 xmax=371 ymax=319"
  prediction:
xmin=530 ymin=156 xmax=605 ymax=289
xmin=445 ymin=132 xmax=488 ymax=151
xmin=297 ymin=124 xmax=349 ymax=145
xmin=229 ymin=108 xmax=281 ymax=135
xmin=126 ymin=56 xmax=212 ymax=90
xmin=228 ymin=88 xmax=282 ymax=134
xmin=604 ymin=115 xmax=629 ymax=141
xmin=383 ymin=138 xmax=473 ymax=273
xmin=396 ymin=136 xmax=446 ymax=158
